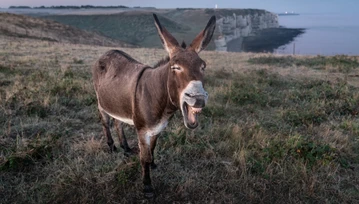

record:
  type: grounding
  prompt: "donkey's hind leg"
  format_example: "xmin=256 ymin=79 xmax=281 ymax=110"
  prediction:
xmin=114 ymin=119 xmax=132 ymax=155
xmin=98 ymin=109 xmax=117 ymax=152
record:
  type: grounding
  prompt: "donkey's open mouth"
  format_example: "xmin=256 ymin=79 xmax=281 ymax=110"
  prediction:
xmin=180 ymin=81 xmax=208 ymax=129
xmin=182 ymin=102 xmax=202 ymax=129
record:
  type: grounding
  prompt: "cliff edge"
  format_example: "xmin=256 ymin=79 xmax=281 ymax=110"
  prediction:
xmin=210 ymin=9 xmax=279 ymax=51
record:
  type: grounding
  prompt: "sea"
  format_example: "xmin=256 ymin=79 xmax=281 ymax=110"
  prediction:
xmin=276 ymin=13 xmax=359 ymax=56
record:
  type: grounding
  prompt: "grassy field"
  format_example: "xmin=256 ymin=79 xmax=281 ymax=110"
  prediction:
xmin=1 ymin=36 xmax=359 ymax=203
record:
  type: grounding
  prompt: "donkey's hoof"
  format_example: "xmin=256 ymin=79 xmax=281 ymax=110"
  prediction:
xmin=150 ymin=162 xmax=157 ymax=169
xmin=124 ymin=147 xmax=139 ymax=157
xmin=123 ymin=148 xmax=137 ymax=157
xmin=143 ymin=185 xmax=155 ymax=198
xmin=109 ymin=145 xmax=117 ymax=153
xmin=124 ymin=151 xmax=131 ymax=157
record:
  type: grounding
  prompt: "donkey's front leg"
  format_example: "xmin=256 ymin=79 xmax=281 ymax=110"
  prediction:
xmin=138 ymin=132 xmax=155 ymax=198
xmin=149 ymin=135 xmax=158 ymax=169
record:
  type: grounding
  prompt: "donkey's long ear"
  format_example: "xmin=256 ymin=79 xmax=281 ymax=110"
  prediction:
xmin=153 ymin=14 xmax=179 ymax=56
xmin=190 ymin=16 xmax=216 ymax=53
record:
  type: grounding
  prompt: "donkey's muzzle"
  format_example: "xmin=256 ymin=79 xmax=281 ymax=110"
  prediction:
xmin=184 ymin=92 xmax=208 ymax=108
xmin=193 ymin=95 xmax=206 ymax=108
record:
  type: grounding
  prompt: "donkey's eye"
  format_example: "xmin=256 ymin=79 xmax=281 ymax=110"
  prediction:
xmin=200 ymin=63 xmax=206 ymax=71
xmin=171 ymin=65 xmax=181 ymax=71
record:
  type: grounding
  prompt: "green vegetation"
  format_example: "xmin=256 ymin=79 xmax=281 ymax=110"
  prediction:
xmin=219 ymin=70 xmax=358 ymax=174
xmin=249 ymin=55 xmax=359 ymax=72
xmin=1 ymin=37 xmax=359 ymax=203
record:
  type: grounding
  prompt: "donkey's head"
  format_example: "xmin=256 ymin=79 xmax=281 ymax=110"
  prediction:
xmin=153 ymin=14 xmax=216 ymax=129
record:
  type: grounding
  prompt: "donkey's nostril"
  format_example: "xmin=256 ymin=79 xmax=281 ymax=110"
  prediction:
xmin=185 ymin=93 xmax=192 ymax=97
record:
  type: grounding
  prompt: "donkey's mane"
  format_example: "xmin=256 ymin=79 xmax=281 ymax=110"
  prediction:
xmin=153 ymin=56 xmax=170 ymax=68
xmin=153 ymin=41 xmax=187 ymax=68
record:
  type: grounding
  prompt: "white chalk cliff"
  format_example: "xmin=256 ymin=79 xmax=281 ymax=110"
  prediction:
xmin=214 ymin=11 xmax=279 ymax=51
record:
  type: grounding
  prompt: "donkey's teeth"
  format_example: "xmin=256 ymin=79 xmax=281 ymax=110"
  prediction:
xmin=190 ymin=107 xmax=202 ymax=114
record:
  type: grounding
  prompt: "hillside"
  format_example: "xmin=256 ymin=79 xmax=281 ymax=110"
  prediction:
xmin=42 ymin=11 xmax=191 ymax=48
xmin=0 ymin=13 xmax=134 ymax=47
xmin=1 ymin=36 xmax=359 ymax=203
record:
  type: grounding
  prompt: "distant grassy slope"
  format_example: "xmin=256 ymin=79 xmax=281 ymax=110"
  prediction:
xmin=41 ymin=9 xmax=227 ymax=49
xmin=42 ymin=11 xmax=191 ymax=48
xmin=0 ymin=13 xmax=134 ymax=47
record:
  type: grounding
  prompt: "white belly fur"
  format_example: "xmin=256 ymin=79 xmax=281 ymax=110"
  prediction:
xmin=101 ymin=104 xmax=168 ymax=145
xmin=107 ymin=112 xmax=134 ymax=125
xmin=96 ymin=94 xmax=135 ymax=125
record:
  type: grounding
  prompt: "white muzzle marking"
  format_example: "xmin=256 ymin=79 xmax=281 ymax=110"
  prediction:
xmin=180 ymin=80 xmax=208 ymax=128
xmin=180 ymin=80 xmax=208 ymax=107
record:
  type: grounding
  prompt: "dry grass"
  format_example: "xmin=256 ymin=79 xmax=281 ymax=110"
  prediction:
xmin=1 ymin=36 xmax=359 ymax=203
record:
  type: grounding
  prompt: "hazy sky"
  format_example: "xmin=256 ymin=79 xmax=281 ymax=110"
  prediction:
xmin=1 ymin=0 xmax=358 ymax=14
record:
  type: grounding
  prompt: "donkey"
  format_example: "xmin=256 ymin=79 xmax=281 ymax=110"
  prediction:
xmin=92 ymin=14 xmax=216 ymax=198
